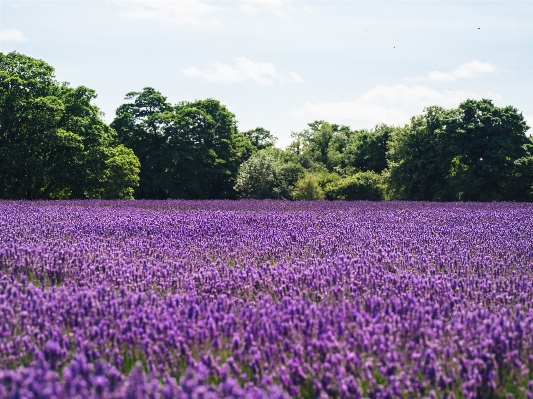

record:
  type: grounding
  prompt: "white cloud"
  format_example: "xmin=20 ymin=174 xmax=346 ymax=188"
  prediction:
xmin=290 ymin=84 xmax=504 ymax=128
xmin=0 ymin=29 xmax=28 ymax=42
xmin=406 ymin=61 xmax=497 ymax=83
xmin=453 ymin=60 xmax=497 ymax=78
xmin=182 ymin=57 xmax=303 ymax=86
xmin=117 ymin=1 xmax=220 ymax=25
xmin=424 ymin=71 xmax=456 ymax=82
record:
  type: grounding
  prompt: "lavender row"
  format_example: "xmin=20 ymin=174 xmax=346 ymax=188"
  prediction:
xmin=1 ymin=200 xmax=533 ymax=398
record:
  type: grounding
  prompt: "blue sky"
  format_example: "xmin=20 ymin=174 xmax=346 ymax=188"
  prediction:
xmin=1 ymin=0 xmax=532 ymax=147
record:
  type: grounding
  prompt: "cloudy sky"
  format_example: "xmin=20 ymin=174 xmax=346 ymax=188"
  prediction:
xmin=1 ymin=0 xmax=532 ymax=147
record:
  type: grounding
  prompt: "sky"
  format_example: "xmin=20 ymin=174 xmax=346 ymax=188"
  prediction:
xmin=1 ymin=0 xmax=532 ymax=147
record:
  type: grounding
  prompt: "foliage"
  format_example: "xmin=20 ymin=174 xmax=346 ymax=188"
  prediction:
xmin=387 ymin=100 xmax=533 ymax=201
xmin=293 ymin=174 xmax=325 ymax=200
xmin=442 ymin=99 xmax=533 ymax=201
xmin=324 ymin=171 xmax=384 ymax=200
xmin=91 ymin=144 xmax=141 ymax=200
xmin=314 ymin=171 xmax=342 ymax=190
xmin=287 ymin=121 xmax=395 ymax=176
xmin=113 ymin=90 xmax=250 ymax=199
xmin=343 ymin=123 xmax=394 ymax=174
xmin=3 ymin=52 xmax=533 ymax=202
xmin=233 ymin=151 xmax=280 ymax=199
xmin=233 ymin=150 xmax=304 ymax=199
xmin=386 ymin=106 xmax=451 ymax=201
xmin=0 ymin=52 xmax=139 ymax=199
xmin=242 ymin=127 xmax=277 ymax=150
xmin=287 ymin=120 xmax=352 ymax=171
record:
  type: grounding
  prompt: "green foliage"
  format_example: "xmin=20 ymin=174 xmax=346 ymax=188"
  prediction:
xmin=386 ymin=106 xmax=451 ymax=201
xmin=387 ymin=100 xmax=533 ymax=201
xmin=293 ymin=174 xmax=325 ymax=200
xmin=4 ymin=52 xmax=532 ymax=202
xmin=325 ymin=171 xmax=384 ymax=200
xmin=120 ymin=348 xmax=148 ymax=375
xmin=111 ymin=87 xmax=171 ymax=199
xmin=442 ymin=99 xmax=533 ymax=201
xmin=233 ymin=151 xmax=279 ymax=199
xmin=113 ymin=90 xmax=247 ymax=199
xmin=0 ymin=52 xmax=140 ymax=199
xmin=287 ymin=121 xmax=352 ymax=171
xmin=344 ymin=124 xmax=394 ymax=173
xmin=287 ymin=121 xmax=394 ymax=176
xmin=233 ymin=150 xmax=305 ymax=199
xmin=314 ymin=171 xmax=342 ymax=190
xmin=242 ymin=127 xmax=277 ymax=150
xmin=90 ymin=145 xmax=140 ymax=199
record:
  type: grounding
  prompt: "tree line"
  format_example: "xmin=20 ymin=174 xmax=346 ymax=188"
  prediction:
xmin=1 ymin=52 xmax=532 ymax=201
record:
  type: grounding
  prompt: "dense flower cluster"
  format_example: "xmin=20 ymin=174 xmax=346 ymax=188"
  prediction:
xmin=1 ymin=200 xmax=533 ymax=398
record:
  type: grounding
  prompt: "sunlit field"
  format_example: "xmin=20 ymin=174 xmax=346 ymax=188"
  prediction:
xmin=1 ymin=200 xmax=533 ymax=398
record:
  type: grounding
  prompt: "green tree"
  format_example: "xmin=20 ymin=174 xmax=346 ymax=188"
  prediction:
xmin=344 ymin=124 xmax=394 ymax=174
xmin=387 ymin=100 xmax=533 ymax=201
xmin=113 ymin=91 xmax=247 ymax=199
xmin=111 ymin=87 xmax=173 ymax=199
xmin=0 ymin=52 xmax=139 ymax=199
xmin=442 ymin=99 xmax=532 ymax=201
xmin=234 ymin=151 xmax=280 ymax=199
xmin=287 ymin=121 xmax=352 ymax=171
xmin=386 ymin=106 xmax=451 ymax=200
xmin=176 ymin=99 xmax=245 ymax=199
xmin=242 ymin=127 xmax=277 ymax=150
xmin=234 ymin=150 xmax=304 ymax=199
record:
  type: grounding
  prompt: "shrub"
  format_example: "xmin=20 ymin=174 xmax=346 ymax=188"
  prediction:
xmin=293 ymin=174 xmax=325 ymax=200
xmin=324 ymin=171 xmax=383 ymax=200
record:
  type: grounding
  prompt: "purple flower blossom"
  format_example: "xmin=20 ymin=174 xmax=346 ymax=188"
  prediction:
xmin=1 ymin=200 xmax=533 ymax=397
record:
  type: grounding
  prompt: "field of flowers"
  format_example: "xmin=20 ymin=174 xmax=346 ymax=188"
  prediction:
xmin=1 ymin=200 xmax=533 ymax=398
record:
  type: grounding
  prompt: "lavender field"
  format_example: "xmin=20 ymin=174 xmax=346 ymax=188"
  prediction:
xmin=1 ymin=200 xmax=533 ymax=399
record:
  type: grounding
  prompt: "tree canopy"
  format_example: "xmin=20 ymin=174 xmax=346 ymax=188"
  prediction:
xmin=0 ymin=52 xmax=139 ymax=199
xmin=242 ymin=127 xmax=277 ymax=150
xmin=112 ymin=89 xmax=257 ymax=199
xmin=387 ymin=100 xmax=533 ymax=201
xmin=3 ymin=52 xmax=533 ymax=202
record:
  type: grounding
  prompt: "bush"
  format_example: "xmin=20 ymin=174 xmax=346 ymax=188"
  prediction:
xmin=293 ymin=174 xmax=325 ymax=200
xmin=314 ymin=171 xmax=342 ymax=190
xmin=324 ymin=171 xmax=384 ymax=200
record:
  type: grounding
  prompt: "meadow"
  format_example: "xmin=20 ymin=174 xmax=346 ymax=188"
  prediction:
xmin=1 ymin=200 xmax=533 ymax=398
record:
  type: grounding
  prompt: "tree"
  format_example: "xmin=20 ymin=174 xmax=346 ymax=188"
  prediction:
xmin=344 ymin=124 xmax=394 ymax=174
xmin=113 ymin=91 xmax=247 ymax=199
xmin=111 ymin=87 xmax=172 ymax=199
xmin=287 ymin=121 xmax=352 ymax=171
xmin=234 ymin=151 xmax=280 ymax=199
xmin=442 ymin=99 xmax=532 ymax=201
xmin=387 ymin=100 xmax=533 ymax=201
xmin=175 ymin=99 xmax=244 ymax=199
xmin=277 ymin=162 xmax=306 ymax=198
xmin=0 ymin=52 xmax=139 ymax=199
xmin=242 ymin=127 xmax=277 ymax=150
xmin=233 ymin=150 xmax=305 ymax=199
xmin=386 ymin=106 xmax=451 ymax=200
